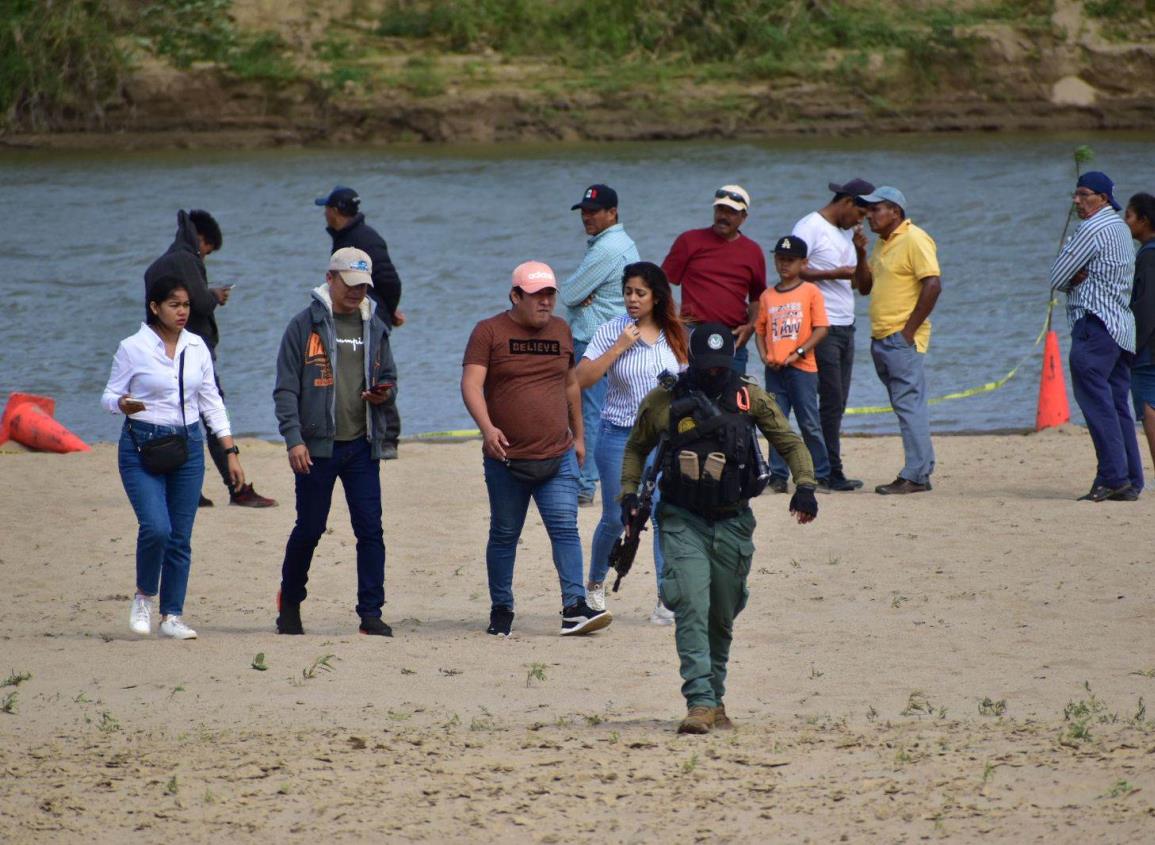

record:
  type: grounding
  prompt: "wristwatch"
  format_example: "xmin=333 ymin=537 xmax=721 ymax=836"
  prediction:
xmin=224 ymin=445 xmax=240 ymax=456
xmin=794 ymin=347 xmax=807 ymax=358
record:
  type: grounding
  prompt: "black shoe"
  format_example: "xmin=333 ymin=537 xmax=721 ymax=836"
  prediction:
xmin=560 ymin=601 xmax=613 ymax=636
xmin=1077 ymin=483 xmax=1131 ymax=502
xmin=826 ymin=474 xmax=864 ymax=491
xmin=875 ymin=476 xmax=932 ymax=495
xmin=814 ymin=478 xmax=832 ymax=494
xmin=276 ymin=600 xmax=304 ymax=635
xmin=768 ymin=476 xmax=788 ymax=494
xmin=381 ymin=443 xmax=399 ymax=461
xmin=487 ymin=606 xmax=514 ymax=637
xmin=198 ymin=494 xmax=214 ymax=508
xmin=359 ymin=615 xmax=393 ymax=637
xmin=1108 ymin=485 xmax=1140 ymax=501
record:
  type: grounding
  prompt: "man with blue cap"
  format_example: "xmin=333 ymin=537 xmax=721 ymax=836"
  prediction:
xmin=316 ymin=186 xmax=406 ymax=459
xmin=856 ymin=186 xmax=942 ymax=495
xmin=1050 ymin=171 xmax=1143 ymax=501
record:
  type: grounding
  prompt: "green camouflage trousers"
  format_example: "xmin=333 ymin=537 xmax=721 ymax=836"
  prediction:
xmin=657 ymin=502 xmax=756 ymax=709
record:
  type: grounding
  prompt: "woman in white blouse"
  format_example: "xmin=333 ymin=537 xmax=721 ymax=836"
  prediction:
xmin=576 ymin=262 xmax=689 ymax=624
xmin=102 ymin=276 xmax=245 ymax=639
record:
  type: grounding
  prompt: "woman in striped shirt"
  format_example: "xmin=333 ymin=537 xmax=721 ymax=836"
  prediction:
xmin=577 ymin=261 xmax=689 ymax=624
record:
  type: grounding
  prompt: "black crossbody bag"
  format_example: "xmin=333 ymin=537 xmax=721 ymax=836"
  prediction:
xmin=129 ymin=350 xmax=189 ymax=474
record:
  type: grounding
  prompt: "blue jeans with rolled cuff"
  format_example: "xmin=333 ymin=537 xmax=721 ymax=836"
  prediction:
xmin=118 ymin=420 xmax=205 ymax=617
xmin=483 ymin=449 xmax=586 ymax=611
xmin=280 ymin=438 xmax=386 ymax=618
xmin=588 ymin=420 xmax=665 ymax=590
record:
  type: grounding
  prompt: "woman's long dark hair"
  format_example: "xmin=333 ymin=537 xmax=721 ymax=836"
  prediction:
xmin=145 ymin=276 xmax=189 ymax=326
xmin=622 ymin=261 xmax=688 ymax=364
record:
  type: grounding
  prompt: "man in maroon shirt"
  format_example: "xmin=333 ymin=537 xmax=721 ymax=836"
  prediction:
xmin=662 ymin=185 xmax=767 ymax=374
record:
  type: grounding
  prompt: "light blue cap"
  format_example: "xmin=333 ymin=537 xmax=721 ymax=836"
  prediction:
xmin=858 ymin=186 xmax=907 ymax=210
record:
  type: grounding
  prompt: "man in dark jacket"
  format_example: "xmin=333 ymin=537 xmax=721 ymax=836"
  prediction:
xmin=316 ymin=186 xmax=405 ymax=459
xmin=273 ymin=247 xmax=398 ymax=637
xmin=144 ymin=210 xmax=276 ymax=508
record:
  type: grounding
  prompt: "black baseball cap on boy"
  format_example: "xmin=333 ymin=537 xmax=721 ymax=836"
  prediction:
xmin=773 ymin=235 xmax=808 ymax=259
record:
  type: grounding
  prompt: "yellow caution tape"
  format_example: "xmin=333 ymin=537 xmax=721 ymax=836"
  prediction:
xmin=845 ymin=299 xmax=1058 ymax=416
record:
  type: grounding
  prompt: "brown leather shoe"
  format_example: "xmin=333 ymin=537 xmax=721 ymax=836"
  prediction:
xmin=874 ymin=476 xmax=931 ymax=495
xmin=230 ymin=483 xmax=278 ymax=508
xmin=677 ymin=705 xmax=715 ymax=734
xmin=713 ymin=703 xmax=734 ymax=730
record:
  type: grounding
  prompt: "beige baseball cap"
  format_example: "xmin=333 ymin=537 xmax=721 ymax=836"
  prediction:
xmin=328 ymin=247 xmax=374 ymax=287
xmin=713 ymin=184 xmax=751 ymax=212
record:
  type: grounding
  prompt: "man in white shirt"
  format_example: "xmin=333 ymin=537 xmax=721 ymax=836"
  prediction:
xmin=791 ymin=178 xmax=874 ymax=491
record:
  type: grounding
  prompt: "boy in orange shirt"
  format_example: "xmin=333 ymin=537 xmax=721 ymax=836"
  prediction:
xmin=754 ymin=236 xmax=832 ymax=492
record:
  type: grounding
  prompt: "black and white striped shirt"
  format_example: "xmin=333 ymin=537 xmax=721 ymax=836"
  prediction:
xmin=1050 ymin=205 xmax=1136 ymax=352
xmin=584 ymin=315 xmax=686 ymax=427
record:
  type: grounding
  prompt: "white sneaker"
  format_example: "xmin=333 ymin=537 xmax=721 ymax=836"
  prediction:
xmin=587 ymin=582 xmax=606 ymax=612
xmin=649 ymin=600 xmax=675 ymax=626
xmin=129 ymin=595 xmax=152 ymax=635
xmin=159 ymin=616 xmax=197 ymax=640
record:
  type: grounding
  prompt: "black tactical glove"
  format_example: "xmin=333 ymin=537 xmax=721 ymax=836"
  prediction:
xmin=620 ymin=493 xmax=640 ymax=527
xmin=789 ymin=485 xmax=818 ymax=519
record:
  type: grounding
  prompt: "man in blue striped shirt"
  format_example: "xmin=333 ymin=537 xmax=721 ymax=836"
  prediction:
xmin=561 ymin=184 xmax=640 ymax=505
xmin=1049 ymin=170 xmax=1143 ymax=501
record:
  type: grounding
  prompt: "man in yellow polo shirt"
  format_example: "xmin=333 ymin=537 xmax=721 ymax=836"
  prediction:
xmin=857 ymin=187 xmax=942 ymax=494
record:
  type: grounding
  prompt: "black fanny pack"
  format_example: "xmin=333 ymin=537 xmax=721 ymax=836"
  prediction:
xmin=129 ymin=350 xmax=189 ymax=475
xmin=504 ymin=455 xmax=563 ymax=484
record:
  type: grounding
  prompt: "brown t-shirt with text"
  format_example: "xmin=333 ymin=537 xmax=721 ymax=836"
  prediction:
xmin=462 ymin=312 xmax=575 ymax=460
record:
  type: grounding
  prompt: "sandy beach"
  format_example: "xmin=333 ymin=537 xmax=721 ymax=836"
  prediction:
xmin=1 ymin=428 xmax=1153 ymax=843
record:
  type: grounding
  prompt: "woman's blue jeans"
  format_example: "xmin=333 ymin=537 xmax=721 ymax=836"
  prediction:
xmin=589 ymin=420 xmax=665 ymax=591
xmin=118 ymin=420 xmax=205 ymax=617
xmin=483 ymin=449 xmax=585 ymax=611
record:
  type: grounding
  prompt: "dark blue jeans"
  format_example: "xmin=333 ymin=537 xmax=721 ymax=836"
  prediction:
xmin=1070 ymin=315 xmax=1144 ymax=490
xmin=764 ymin=364 xmax=831 ymax=481
xmin=118 ymin=420 xmax=205 ymax=617
xmin=483 ymin=449 xmax=585 ymax=611
xmin=814 ymin=323 xmax=855 ymax=477
xmin=280 ymin=438 xmax=386 ymax=617
xmin=573 ymin=340 xmax=604 ymax=500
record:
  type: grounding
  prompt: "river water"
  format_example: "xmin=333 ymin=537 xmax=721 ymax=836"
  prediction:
xmin=2 ymin=133 xmax=1153 ymax=445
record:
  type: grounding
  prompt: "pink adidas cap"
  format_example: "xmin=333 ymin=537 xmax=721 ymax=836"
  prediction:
xmin=511 ymin=260 xmax=557 ymax=294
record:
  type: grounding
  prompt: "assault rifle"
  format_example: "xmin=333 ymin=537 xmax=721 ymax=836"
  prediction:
xmin=609 ymin=369 xmax=680 ymax=593
xmin=609 ymin=430 xmax=669 ymax=593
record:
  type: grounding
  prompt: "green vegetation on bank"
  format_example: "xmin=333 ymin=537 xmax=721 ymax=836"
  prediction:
xmin=3 ymin=0 xmax=1153 ymax=133
xmin=1 ymin=0 xmax=125 ymax=131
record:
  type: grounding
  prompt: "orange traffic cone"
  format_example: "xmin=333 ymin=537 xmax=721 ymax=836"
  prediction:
xmin=0 ymin=392 xmax=91 ymax=453
xmin=1035 ymin=330 xmax=1071 ymax=431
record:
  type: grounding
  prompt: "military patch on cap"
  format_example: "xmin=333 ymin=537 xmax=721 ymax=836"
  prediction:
xmin=707 ymin=333 xmax=725 ymax=350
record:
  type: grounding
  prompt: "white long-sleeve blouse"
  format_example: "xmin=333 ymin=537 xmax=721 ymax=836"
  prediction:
xmin=101 ymin=324 xmax=231 ymax=436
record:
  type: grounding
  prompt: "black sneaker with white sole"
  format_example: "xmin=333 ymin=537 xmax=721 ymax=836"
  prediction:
xmin=487 ymin=606 xmax=514 ymax=637
xmin=560 ymin=601 xmax=612 ymax=636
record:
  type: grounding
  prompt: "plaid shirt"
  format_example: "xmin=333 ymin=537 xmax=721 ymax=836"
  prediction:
xmin=559 ymin=224 xmax=639 ymax=343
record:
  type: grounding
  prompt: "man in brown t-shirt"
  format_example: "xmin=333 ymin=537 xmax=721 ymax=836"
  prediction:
xmin=462 ymin=261 xmax=613 ymax=638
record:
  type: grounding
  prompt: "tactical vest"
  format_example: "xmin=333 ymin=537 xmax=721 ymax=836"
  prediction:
xmin=660 ymin=372 xmax=768 ymax=517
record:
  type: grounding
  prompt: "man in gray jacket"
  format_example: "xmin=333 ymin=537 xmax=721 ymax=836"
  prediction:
xmin=273 ymin=247 xmax=398 ymax=636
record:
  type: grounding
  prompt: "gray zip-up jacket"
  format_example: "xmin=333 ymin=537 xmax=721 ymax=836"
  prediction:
xmin=274 ymin=285 xmax=397 ymax=459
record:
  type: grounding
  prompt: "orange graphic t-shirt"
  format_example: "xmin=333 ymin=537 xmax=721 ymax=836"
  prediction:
xmin=754 ymin=282 xmax=829 ymax=373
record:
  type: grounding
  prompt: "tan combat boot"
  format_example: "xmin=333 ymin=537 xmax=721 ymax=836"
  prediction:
xmin=677 ymin=705 xmax=715 ymax=734
xmin=713 ymin=703 xmax=734 ymax=730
